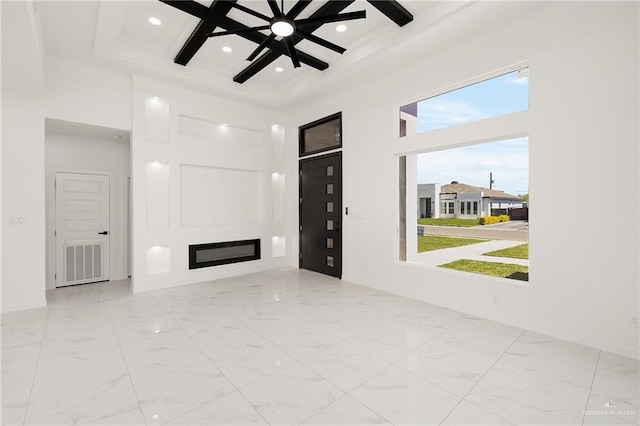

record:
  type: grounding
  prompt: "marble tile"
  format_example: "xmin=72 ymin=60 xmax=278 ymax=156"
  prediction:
xmin=202 ymin=335 xmax=297 ymax=388
xmin=303 ymin=395 xmax=390 ymax=425
xmin=166 ymin=391 xmax=267 ymax=425
xmin=264 ymin=322 xmax=342 ymax=360
xmin=2 ymin=345 xmax=40 ymax=389
xmin=490 ymin=330 xmax=599 ymax=404
xmin=118 ymin=329 xmax=213 ymax=384
xmin=1 ymin=306 xmax=48 ymax=326
xmin=2 ymin=382 xmax=32 ymax=425
xmin=597 ymin=352 xmax=640 ymax=387
xmin=347 ymin=320 xmax=447 ymax=363
xmin=302 ymin=341 xmax=390 ymax=392
xmin=33 ymin=345 xmax=124 ymax=382
xmin=350 ymin=365 xmax=461 ymax=425
xmin=465 ymin=368 xmax=586 ymax=425
xmin=134 ymin=364 xmax=235 ymax=425
xmin=239 ymin=362 xmax=344 ymax=425
xmin=588 ymin=372 xmax=640 ymax=422
xmin=1 ymin=318 xmax=47 ymax=350
xmin=441 ymin=400 xmax=515 ymax=425
xmin=27 ymin=386 xmax=145 ymax=425
xmin=25 ymin=358 xmax=132 ymax=423
xmin=395 ymin=341 xmax=491 ymax=396
xmin=431 ymin=317 xmax=522 ymax=366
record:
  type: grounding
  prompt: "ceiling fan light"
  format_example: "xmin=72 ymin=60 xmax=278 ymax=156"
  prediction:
xmin=271 ymin=19 xmax=295 ymax=37
xmin=148 ymin=17 xmax=162 ymax=26
xmin=336 ymin=24 xmax=347 ymax=32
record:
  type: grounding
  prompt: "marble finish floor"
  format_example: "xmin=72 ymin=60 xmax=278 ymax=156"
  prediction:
xmin=2 ymin=269 xmax=638 ymax=425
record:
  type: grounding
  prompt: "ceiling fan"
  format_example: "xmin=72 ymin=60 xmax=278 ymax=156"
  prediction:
xmin=206 ymin=0 xmax=366 ymax=69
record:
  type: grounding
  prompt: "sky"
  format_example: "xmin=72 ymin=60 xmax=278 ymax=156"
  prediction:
xmin=414 ymin=69 xmax=529 ymax=195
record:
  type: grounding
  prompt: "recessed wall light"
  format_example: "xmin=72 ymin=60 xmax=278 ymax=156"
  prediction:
xmin=148 ymin=17 xmax=162 ymax=26
xmin=275 ymin=67 xmax=284 ymax=73
xmin=336 ymin=24 xmax=347 ymax=32
xmin=222 ymin=46 xmax=232 ymax=53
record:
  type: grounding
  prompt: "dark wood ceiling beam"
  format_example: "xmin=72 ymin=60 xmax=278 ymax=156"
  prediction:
xmin=172 ymin=0 xmax=237 ymax=66
xmin=158 ymin=0 xmax=209 ymax=19
xmin=217 ymin=16 xmax=328 ymax=71
xmin=233 ymin=0 xmax=355 ymax=84
xmin=366 ymin=0 xmax=413 ymax=27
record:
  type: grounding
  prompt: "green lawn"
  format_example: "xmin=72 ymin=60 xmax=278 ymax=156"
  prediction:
xmin=418 ymin=218 xmax=479 ymax=227
xmin=418 ymin=235 xmax=488 ymax=253
xmin=484 ymin=243 xmax=529 ymax=259
xmin=439 ymin=259 xmax=529 ymax=282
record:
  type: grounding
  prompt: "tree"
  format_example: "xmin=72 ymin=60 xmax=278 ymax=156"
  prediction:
xmin=518 ymin=193 xmax=529 ymax=202
xmin=450 ymin=180 xmax=459 ymax=184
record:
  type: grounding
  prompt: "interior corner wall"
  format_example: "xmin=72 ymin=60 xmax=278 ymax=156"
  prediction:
xmin=131 ymin=77 xmax=291 ymax=293
xmin=286 ymin=2 xmax=639 ymax=358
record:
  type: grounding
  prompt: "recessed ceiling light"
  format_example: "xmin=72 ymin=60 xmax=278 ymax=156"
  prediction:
xmin=148 ymin=17 xmax=162 ymax=26
xmin=222 ymin=46 xmax=232 ymax=53
xmin=275 ymin=67 xmax=284 ymax=73
xmin=336 ymin=24 xmax=347 ymax=32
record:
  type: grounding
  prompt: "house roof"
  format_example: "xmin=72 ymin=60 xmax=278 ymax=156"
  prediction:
xmin=441 ymin=183 xmax=523 ymax=202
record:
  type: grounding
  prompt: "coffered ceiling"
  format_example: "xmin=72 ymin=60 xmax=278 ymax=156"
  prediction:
xmin=30 ymin=1 xmax=472 ymax=104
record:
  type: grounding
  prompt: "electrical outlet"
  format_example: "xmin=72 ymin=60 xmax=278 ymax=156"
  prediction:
xmin=632 ymin=317 xmax=639 ymax=328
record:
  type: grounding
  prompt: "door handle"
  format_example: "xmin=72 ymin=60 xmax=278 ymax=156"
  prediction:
xmin=98 ymin=231 xmax=109 ymax=235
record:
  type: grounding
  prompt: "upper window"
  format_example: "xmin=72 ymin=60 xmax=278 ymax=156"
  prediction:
xmin=400 ymin=67 xmax=529 ymax=137
xmin=299 ymin=112 xmax=342 ymax=157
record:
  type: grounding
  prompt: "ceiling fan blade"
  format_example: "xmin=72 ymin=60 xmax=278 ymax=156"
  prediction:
xmin=295 ymin=29 xmax=346 ymax=54
xmin=266 ymin=0 xmax=282 ymax=17
xmin=296 ymin=10 xmax=366 ymax=27
xmin=207 ymin=25 xmax=270 ymax=37
xmin=159 ymin=0 xmax=209 ymax=19
xmin=247 ymin=33 xmax=277 ymax=61
xmin=286 ymin=0 xmax=312 ymax=19
xmin=284 ymin=38 xmax=301 ymax=68
xmin=231 ymin=3 xmax=271 ymax=22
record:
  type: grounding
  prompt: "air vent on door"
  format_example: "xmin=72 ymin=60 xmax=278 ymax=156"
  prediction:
xmin=65 ymin=243 xmax=102 ymax=283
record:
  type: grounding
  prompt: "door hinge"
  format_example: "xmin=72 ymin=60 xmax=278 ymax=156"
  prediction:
xmin=299 ymin=253 xmax=302 ymax=259
xmin=299 ymin=198 xmax=303 ymax=204
xmin=54 ymin=230 xmax=56 ymax=236
xmin=299 ymin=170 xmax=302 ymax=176
xmin=55 ymin=273 xmax=57 ymax=279
xmin=299 ymin=225 xmax=303 ymax=232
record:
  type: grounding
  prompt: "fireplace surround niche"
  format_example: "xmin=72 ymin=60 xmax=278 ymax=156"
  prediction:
xmin=189 ymin=239 xmax=261 ymax=270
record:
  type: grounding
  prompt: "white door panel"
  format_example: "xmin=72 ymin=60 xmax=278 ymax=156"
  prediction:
xmin=56 ymin=173 xmax=110 ymax=287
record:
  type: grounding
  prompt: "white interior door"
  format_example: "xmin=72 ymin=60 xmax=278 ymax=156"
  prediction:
xmin=55 ymin=172 xmax=110 ymax=287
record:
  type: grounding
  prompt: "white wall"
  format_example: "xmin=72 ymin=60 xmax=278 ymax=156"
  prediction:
xmin=287 ymin=2 xmax=639 ymax=358
xmin=45 ymin=133 xmax=131 ymax=289
xmin=130 ymin=77 xmax=291 ymax=293
xmin=1 ymin=92 xmax=47 ymax=312
xmin=1 ymin=55 xmax=132 ymax=312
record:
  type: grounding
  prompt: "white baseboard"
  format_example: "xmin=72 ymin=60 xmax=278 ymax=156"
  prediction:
xmin=1 ymin=299 xmax=48 ymax=314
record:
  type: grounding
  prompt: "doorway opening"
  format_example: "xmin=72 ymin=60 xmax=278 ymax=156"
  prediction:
xmin=45 ymin=119 xmax=131 ymax=290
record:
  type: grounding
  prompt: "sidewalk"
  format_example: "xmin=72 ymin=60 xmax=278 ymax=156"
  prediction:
xmin=411 ymin=239 xmax=528 ymax=267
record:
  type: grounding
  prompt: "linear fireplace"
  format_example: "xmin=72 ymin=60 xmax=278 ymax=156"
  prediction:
xmin=189 ymin=239 xmax=261 ymax=270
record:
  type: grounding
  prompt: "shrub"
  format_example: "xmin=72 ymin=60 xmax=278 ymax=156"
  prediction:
xmin=479 ymin=215 xmax=509 ymax=225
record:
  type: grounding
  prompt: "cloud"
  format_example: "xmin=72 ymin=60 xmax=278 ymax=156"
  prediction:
xmin=506 ymin=75 xmax=529 ymax=85
xmin=417 ymin=100 xmax=487 ymax=130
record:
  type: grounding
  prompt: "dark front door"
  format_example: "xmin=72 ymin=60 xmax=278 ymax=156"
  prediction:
xmin=299 ymin=152 xmax=342 ymax=278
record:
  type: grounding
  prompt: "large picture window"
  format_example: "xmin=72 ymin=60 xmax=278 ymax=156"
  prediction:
xmin=398 ymin=66 xmax=530 ymax=283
